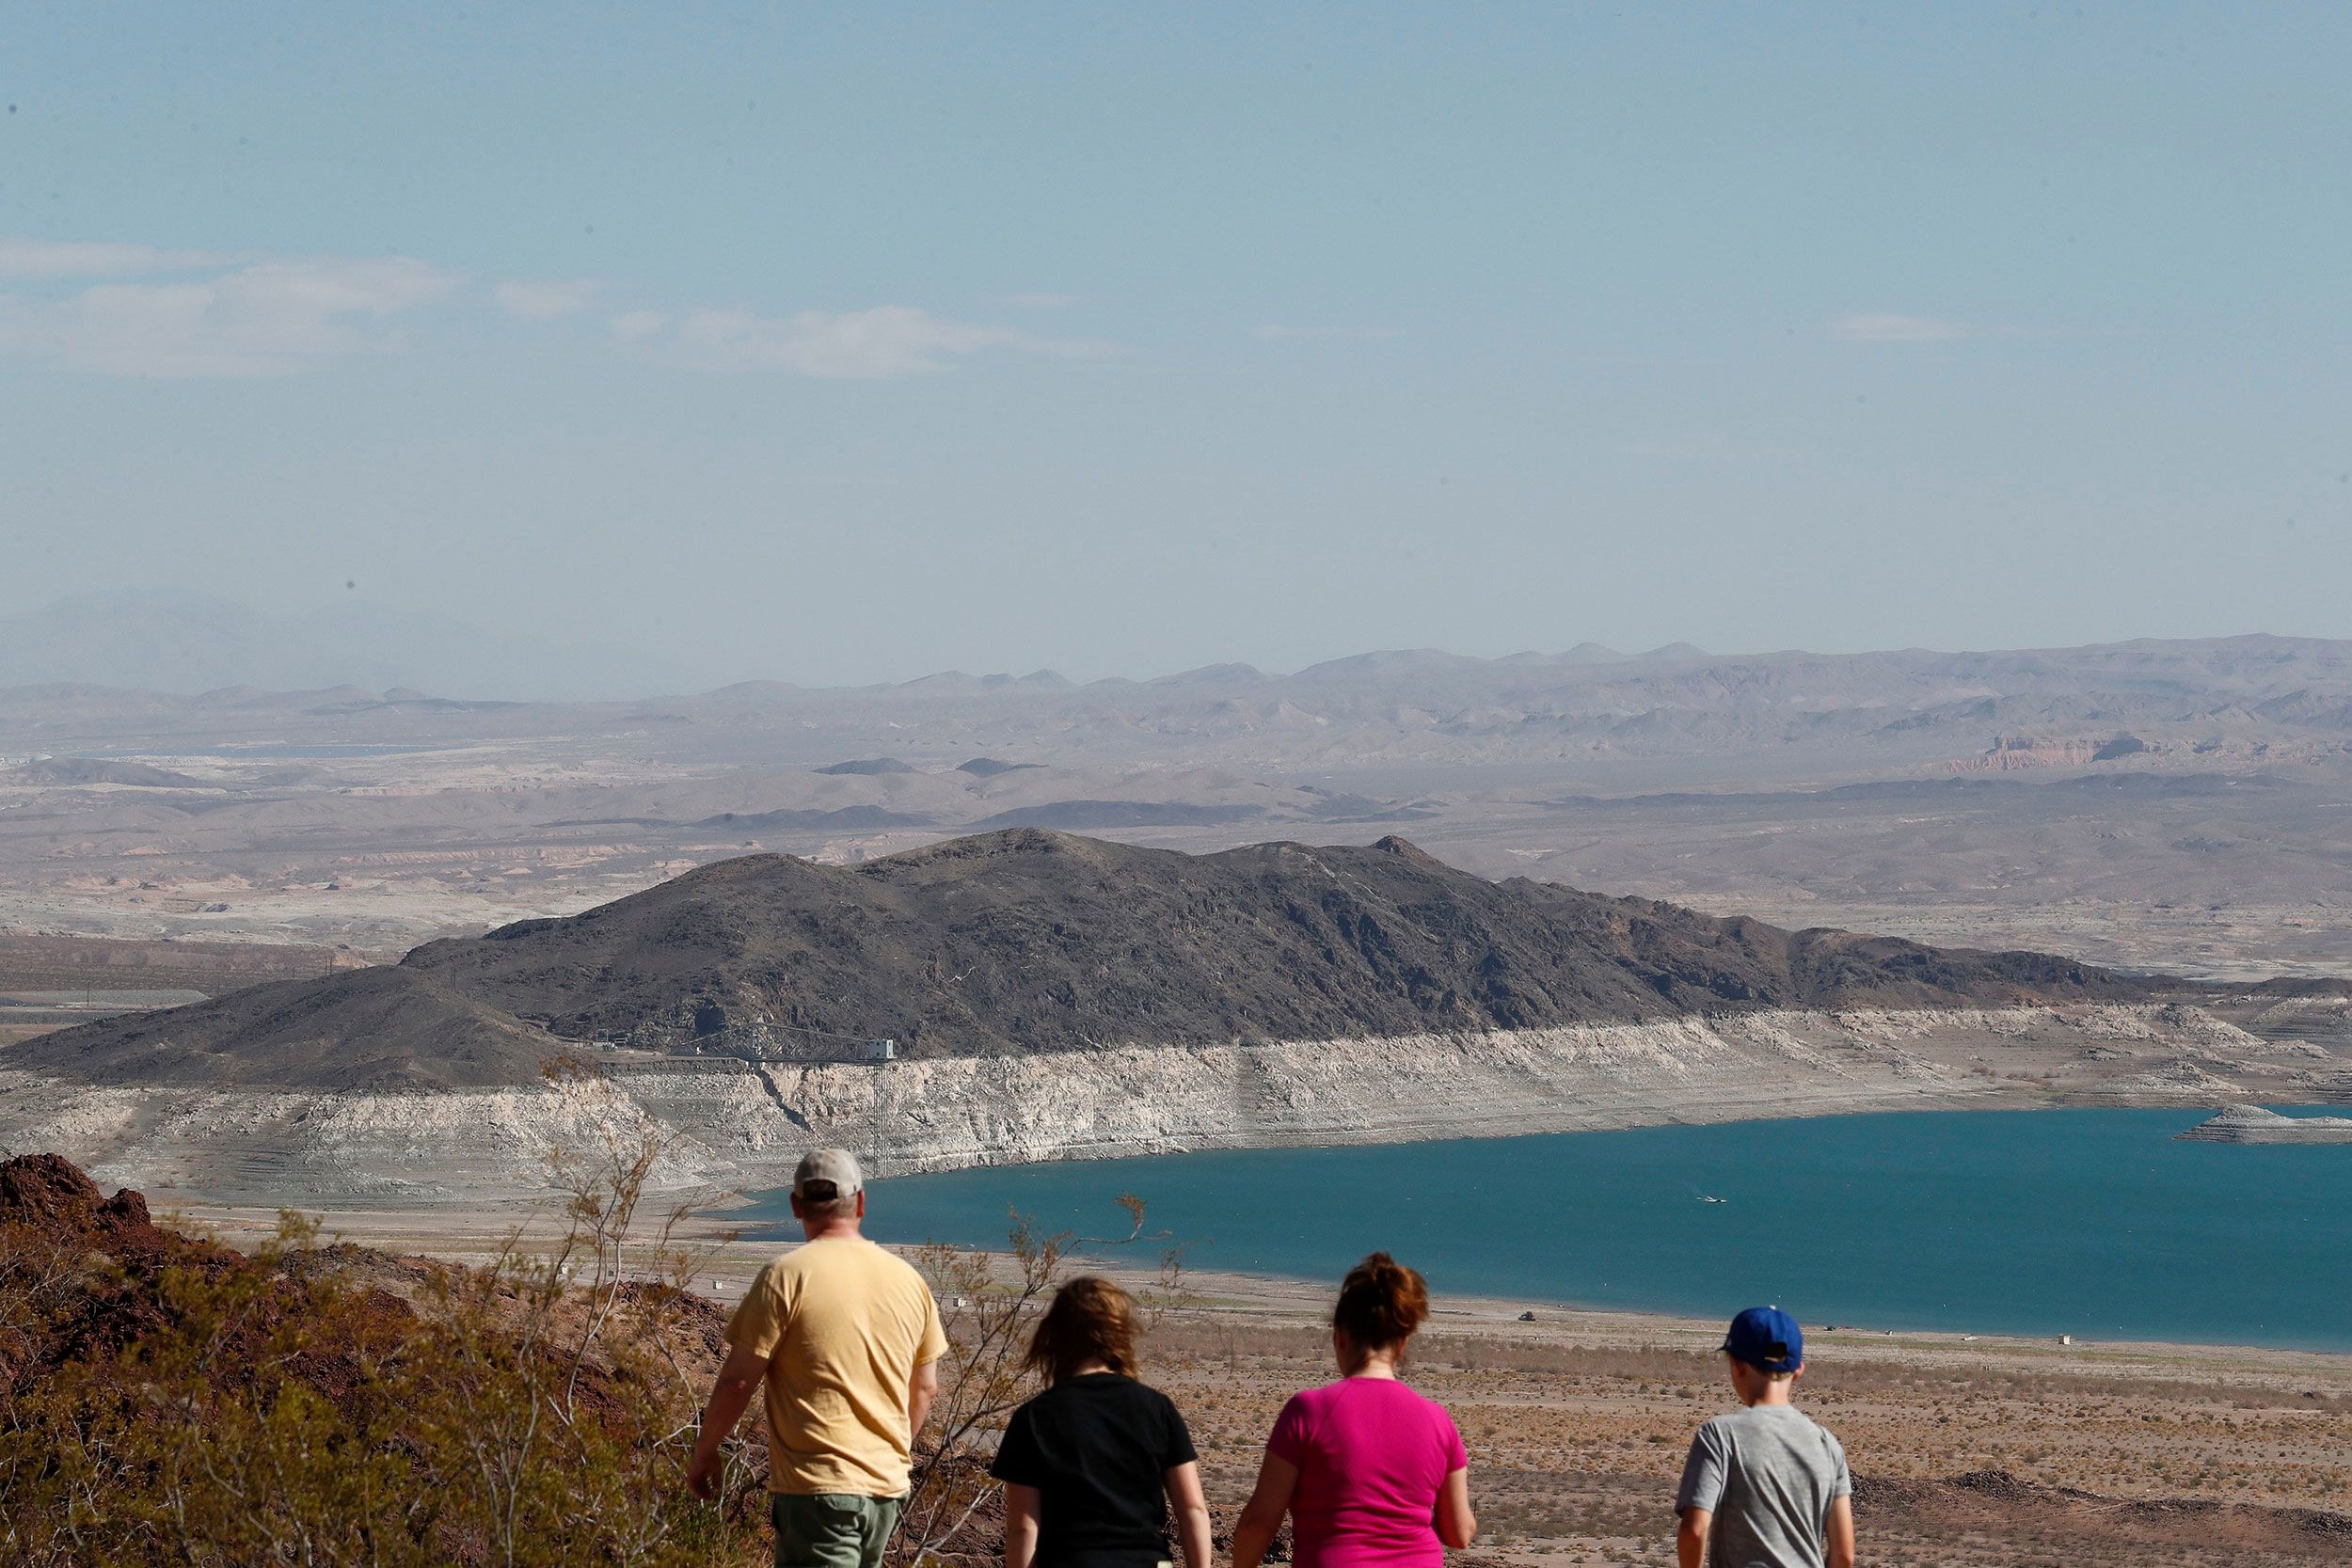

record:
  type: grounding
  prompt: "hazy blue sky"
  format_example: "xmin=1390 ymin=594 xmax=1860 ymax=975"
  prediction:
xmin=3 ymin=3 xmax=2347 ymax=686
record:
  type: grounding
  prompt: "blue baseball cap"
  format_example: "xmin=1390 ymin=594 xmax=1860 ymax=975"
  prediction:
xmin=1723 ymin=1306 xmax=1804 ymax=1373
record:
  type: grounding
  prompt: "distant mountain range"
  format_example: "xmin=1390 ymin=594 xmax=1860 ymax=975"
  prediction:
xmin=5 ymin=600 xmax=2350 ymax=793
xmin=0 ymin=592 xmax=700 ymax=701
xmin=0 ymin=591 xmax=1733 ymax=702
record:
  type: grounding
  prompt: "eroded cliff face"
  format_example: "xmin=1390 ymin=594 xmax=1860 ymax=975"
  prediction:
xmin=2 ymin=1003 xmax=2338 ymax=1209
xmin=2178 ymin=1103 xmax=2352 ymax=1144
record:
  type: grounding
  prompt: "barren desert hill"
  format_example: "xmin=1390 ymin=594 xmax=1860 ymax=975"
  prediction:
xmin=14 ymin=830 xmax=2165 ymax=1090
xmin=11 ymin=966 xmax=556 ymax=1092
xmin=377 ymin=831 xmax=2173 ymax=1053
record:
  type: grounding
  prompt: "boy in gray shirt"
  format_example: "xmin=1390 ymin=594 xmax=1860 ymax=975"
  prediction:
xmin=1675 ymin=1307 xmax=1855 ymax=1568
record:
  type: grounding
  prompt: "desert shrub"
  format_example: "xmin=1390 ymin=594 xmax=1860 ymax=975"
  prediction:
xmin=0 ymin=1143 xmax=767 ymax=1568
xmin=1 ymin=1148 xmax=1195 ymax=1568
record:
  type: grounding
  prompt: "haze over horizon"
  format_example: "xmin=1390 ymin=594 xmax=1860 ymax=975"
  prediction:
xmin=3 ymin=587 xmax=2348 ymax=701
xmin=7 ymin=5 xmax=2350 ymax=687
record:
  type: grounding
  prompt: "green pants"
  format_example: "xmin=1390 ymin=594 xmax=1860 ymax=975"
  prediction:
xmin=770 ymin=1492 xmax=905 ymax=1568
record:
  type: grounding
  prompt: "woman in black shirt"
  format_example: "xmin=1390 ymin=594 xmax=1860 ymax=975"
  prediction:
xmin=991 ymin=1276 xmax=1211 ymax=1568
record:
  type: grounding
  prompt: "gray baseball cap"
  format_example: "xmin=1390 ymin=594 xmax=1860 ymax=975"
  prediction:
xmin=793 ymin=1148 xmax=865 ymax=1199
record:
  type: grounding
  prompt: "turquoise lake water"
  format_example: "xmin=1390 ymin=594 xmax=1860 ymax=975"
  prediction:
xmin=737 ymin=1108 xmax=2352 ymax=1352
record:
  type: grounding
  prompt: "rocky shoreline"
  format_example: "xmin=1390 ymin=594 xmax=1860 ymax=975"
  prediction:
xmin=3 ymin=1001 xmax=2340 ymax=1208
xmin=2177 ymin=1103 xmax=2352 ymax=1144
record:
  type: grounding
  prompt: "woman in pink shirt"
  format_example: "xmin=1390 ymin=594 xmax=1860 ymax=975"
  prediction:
xmin=1231 ymin=1253 xmax=1477 ymax=1568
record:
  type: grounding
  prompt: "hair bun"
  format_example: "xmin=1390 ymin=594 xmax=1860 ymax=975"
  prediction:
xmin=1333 ymin=1251 xmax=1429 ymax=1352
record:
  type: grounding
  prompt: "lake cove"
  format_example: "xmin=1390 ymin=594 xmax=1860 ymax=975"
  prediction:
xmin=738 ymin=1108 xmax=2352 ymax=1353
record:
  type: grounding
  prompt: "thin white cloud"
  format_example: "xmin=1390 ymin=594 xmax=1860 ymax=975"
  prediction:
xmin=1255 ymin=324 xmax=1402 ymax=341
xmin=495 ymin=278 xmax=601 ymax=320
xmin=1829 ymin=312 xmax=1970 ymax=343
xmin=0 ymin=256 xmax=463 ymax=377
xmin=670 ymin=305 xmax=1110 ymax=378
xmin=0 ymin=234 xmax=1114 ymax=383
xmin=0 ymin=236 xmax=243 ymax=279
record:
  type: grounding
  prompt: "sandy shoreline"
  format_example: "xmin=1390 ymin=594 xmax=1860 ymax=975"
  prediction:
xmin=176 ymin=1195 xmax=2352 ymax=1381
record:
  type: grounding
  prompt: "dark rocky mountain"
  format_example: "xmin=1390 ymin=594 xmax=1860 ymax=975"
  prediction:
xmin=813 ymin=757 xmax=916 ymax=776
xmin=15 ymin=967 xmax=555 ymax=1091
xmin=17 ymin=831 xmax=2159 ymax=1090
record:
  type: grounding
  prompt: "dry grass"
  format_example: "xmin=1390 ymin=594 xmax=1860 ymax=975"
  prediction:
xmin=1133 ymin=1314 xmax=2352 ymax=1567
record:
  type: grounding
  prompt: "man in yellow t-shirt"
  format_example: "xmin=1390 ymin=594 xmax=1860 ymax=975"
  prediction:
xmin=688 ymin=1148 xmax=948 ymax=1568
